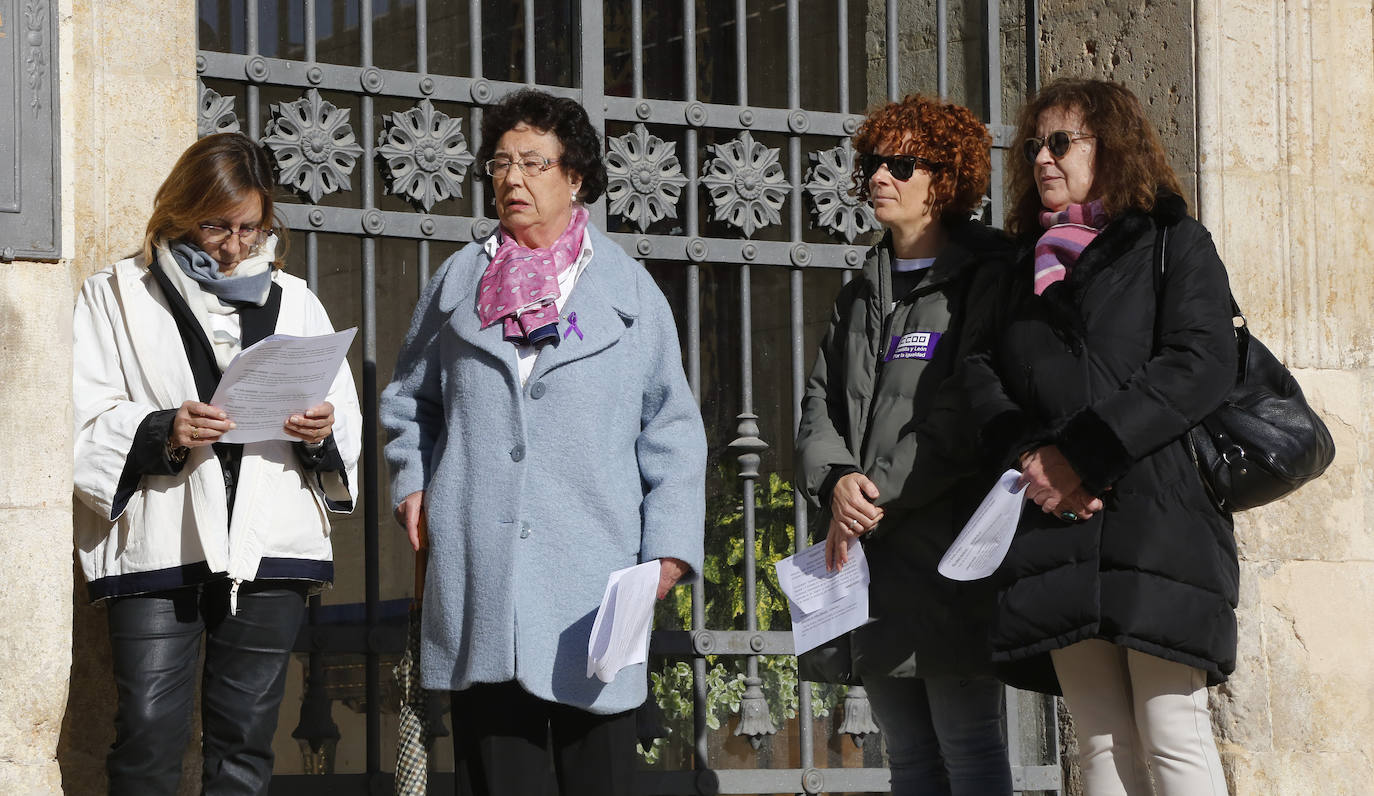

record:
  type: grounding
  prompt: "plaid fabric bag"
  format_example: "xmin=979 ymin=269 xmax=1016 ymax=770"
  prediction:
xmin=394 ymin=603 xmax=428 ymax=795
xmin=395 ymin=536 xmax=432 ymax=796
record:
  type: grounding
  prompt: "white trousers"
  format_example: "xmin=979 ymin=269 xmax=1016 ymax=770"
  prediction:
xmin=1051 ymin=640 xmax=1229 ymax=796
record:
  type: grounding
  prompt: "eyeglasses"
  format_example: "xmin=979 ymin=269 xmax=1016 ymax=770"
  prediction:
xmin=1022 ymin=130 xmax=1095 ymax=163
xmin=484 ymin=156 xmax=561 ymax=178
xmin=860 ymin=153 xmax=943 ymax=182
xmin=198 ymin=224 xmax=266 ymax=247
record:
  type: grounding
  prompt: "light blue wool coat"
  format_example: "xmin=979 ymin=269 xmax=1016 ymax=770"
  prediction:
xmin=381 ymin=225 xmax=706 ymax=714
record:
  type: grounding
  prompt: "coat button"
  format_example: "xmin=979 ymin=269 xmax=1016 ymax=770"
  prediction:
xmin=519 ymin=523 xmax=531 ymax=539
xmin=530 ymin=381 xmax=546 ymax=399
xmin=510 ymin=444 xmax=525 ymax=462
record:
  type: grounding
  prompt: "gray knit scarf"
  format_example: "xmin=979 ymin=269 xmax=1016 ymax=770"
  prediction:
xmin=167 ymin=240 xmax=272 ymax=307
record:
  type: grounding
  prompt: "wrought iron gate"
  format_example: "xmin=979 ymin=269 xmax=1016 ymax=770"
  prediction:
xmin=195 ymin=0 xmax=1059 ymax=793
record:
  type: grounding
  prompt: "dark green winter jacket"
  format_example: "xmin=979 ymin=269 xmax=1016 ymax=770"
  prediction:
xmin=795 ymin=219 xmax=1014 ymax=678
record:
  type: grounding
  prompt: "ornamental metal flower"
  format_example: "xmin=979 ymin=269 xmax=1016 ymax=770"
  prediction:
xmin=700 ymin=131 xmax=788 ymax=238
xmin=837 ymin=684 xmax=880 ymax=748
xmin=804 ymin=139 xmax=877 ymax=243
xmin=197 ymin=82 xmax=241 ymax=138
xmin=605 ymin=123 xmax=688 ymax=233
xmin=263 ymin=89 xmax=364 ymax=203
xmin=377 ymin=99 xmax=475 ymax=212
xmin=733 ymin=677 xmax=777 ymax=749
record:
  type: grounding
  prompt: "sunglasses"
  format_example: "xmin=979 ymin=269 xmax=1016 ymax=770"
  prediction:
xmin=860 ymin=153 xmax=943 ymax=182
xmin=1022 ymin=130 xmax=1095 ymax=163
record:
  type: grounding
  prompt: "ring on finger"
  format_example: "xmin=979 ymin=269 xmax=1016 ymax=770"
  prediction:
xmin=192 ymin=427 xmax=199 ymax=440
xmin=848 ymin=519 xmax=860 ymax=530
xmin=1059 ymin=510 xmax=1079 ymax=522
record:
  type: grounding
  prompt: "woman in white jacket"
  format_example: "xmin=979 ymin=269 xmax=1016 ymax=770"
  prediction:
xmin=72 ymin=132 xmax=361 ymax=795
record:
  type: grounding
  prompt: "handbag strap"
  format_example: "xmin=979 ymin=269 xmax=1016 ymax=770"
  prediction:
xmin=1151 ymin=222 xmax=1250 ymax=383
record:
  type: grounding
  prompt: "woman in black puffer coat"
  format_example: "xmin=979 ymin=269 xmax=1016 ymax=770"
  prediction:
xmin=966 ymin=79 xmax=1237 ymax=795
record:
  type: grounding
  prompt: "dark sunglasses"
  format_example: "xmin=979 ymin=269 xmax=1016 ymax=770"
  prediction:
xmin=860 ymin=153 xmax=942 ymax=182
xmin=1022 ymin=130 xmax=1095 ymax=163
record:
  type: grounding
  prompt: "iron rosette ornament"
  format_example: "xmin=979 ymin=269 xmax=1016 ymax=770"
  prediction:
xmin=701 ymin=131 xmax=788 ymax=238
xmin=804 ymin=139 xmax=878 ymax=244
xmin=604 ymin=123 xmax=688 ymax=233
xmin=263 ymin=89 xmax=365 ymax=203
xmin=377 ymin=99 xmax=476 ymax=212
xmin=197 ymin=82 xmax=241 ymax=138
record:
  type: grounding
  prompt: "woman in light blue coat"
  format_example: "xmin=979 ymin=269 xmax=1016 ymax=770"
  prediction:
xmin=380 ymin=88 xmax=706 ymax=796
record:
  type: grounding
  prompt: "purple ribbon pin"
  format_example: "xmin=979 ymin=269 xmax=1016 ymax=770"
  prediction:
xmin=563 ymin=312 xmax=583 ymax=340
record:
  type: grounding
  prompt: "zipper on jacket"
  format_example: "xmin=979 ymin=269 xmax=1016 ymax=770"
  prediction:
xmin=229 ymin=578 xmax=242 ymax=616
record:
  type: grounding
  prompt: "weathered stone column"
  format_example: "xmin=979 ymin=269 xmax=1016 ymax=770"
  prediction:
xmin=0 ymin=0 xmax=75 ymax=787
xmin=0 ymin=271 xmax=73 ymax=796
xmin=1194 ymin=0 xmax=1374 ymax=791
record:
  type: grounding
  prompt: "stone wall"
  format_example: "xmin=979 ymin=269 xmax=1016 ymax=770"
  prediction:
xmin=0 ymin=0 xmax=77 ymax=788
xmin=1 ymin=0 xmax=200 ymax=794
xmin=1194 ymin=0 xmax=1374 ymax=791
xmin=1043 ymin=0 xmax=1374 ymax=793
xmin=0 ymin=265 xmax=72 ymax=796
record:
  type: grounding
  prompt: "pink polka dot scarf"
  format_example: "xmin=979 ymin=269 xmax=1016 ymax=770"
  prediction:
xmin=1033 ymin=200 xmax=1109 ymax=295
xmin=477 ymin=206 xmax=589 ymax=344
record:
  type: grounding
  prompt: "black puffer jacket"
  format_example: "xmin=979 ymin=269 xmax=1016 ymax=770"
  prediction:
xmin=796 ymin=220 xmax=1015 ymax=678
xmin=965 ymin=194 xmax=1239 ymax=694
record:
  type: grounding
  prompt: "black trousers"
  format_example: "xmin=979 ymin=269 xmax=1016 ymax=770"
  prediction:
xmin=450 ymin=681 xmax=637 ymax=796
xmin=105 ymin=580 xmax=308 ymax=796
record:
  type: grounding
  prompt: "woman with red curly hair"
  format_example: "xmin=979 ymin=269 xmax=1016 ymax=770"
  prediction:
xmin=796 ymin=95 xmax=1014 ymax=795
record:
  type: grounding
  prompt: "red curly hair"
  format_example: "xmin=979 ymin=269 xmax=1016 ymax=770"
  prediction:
xmin=850 ymin=95 xmax=991 ymax=222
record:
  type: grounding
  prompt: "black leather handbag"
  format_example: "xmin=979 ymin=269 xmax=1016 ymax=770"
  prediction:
xmin=1154 ymin=227 xmax=1335 ymax=512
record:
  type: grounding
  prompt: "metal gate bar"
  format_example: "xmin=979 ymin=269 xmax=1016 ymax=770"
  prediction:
xmin=785 ymin=0 xmax=816 ymax=777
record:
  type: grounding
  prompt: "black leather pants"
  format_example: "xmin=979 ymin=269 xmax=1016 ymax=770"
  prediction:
xmin=106 ymin=579 xmax=308 ymax=796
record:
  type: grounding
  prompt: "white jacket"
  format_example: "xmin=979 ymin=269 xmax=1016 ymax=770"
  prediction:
xmin=73 ymin=255 xmax=361 ymax=600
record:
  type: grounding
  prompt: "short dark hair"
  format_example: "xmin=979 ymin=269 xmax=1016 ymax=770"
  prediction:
xmin=1005 ymin=78 xmax=1185 ymax=239
xmin=477 ymin=88 xmax=608 ymax=203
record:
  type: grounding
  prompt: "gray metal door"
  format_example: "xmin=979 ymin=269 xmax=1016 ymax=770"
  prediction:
xmin=195 ymin=0 xmax=1060 ymax=792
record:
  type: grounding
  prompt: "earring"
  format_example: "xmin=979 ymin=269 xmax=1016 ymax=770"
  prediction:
xmin=570 ymin=190 xmax=578 ymax=202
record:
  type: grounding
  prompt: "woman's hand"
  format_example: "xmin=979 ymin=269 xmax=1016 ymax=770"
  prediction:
xmin=171 ymin=401 xmax=235 ymax=448
xmin=285 ymin=401 xmax=335 ymax=444
xmin=657 ymin=557 xmax=689 ymax=600
xmin=395 ymin=490 xmax=427 ymax=552
xmin=826 ymin=472 xmax=883 ymax=570
xmin=830 ymin=472 xmax=884 ymax=534
xmin=825 ymin=517 xmax=861 ymax=572
xmin=1019 ymin=445 xmax=1104 ymax=520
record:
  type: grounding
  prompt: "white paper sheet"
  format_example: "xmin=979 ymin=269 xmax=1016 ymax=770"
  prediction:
xmin=210 ymin=329 xmax=357 ymax=444
xmin=586 ymin=560 xmax=660 ymax=683
xmin=775 ymin=538 xmax=870 ymax=655
xmin=937 ymin=468 xmax=1028 ymax=581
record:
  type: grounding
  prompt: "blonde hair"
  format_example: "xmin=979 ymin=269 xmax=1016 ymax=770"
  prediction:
xmin=142 ymin=133 xmax=287 ymax=267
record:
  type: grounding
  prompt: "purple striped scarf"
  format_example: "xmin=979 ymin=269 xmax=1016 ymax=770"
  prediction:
xmin=1033 ymin=200 xmax=1109 ymax=295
